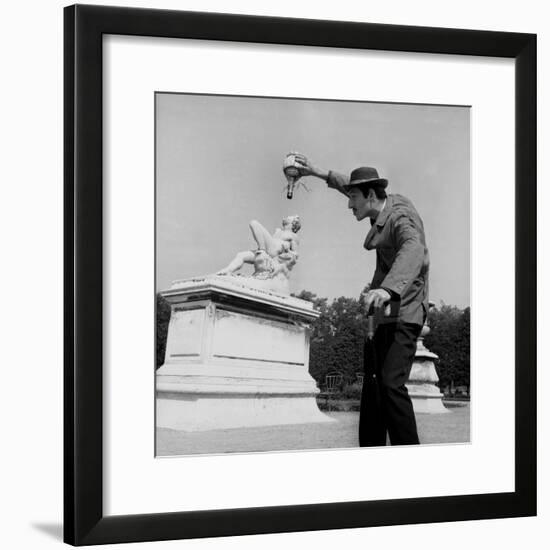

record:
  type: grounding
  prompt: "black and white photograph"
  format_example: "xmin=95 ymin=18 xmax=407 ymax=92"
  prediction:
xmin=155 ymin=92 xmax=471 ymax=456
xmin=2 ymin=0 xmax=543 ymax=548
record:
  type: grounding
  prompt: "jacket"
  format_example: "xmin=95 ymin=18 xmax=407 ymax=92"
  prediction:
xmin=327 ymin=170 xmax=429 ymax=326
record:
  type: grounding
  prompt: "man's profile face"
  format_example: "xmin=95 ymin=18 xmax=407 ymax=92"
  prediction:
xmin=347 ymin=187 xmax=375 ymax=221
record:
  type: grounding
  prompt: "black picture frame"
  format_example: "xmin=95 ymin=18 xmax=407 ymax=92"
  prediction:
xmin=64 ymin=4 xmax=537 ymax=546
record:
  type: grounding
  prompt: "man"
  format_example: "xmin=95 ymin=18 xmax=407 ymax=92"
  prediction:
xmin=294 ymin=154 xmax=429 ymax=446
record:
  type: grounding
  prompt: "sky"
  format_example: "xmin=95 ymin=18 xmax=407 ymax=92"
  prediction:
xmin=156 ymin=93 xmax=470 ymax=307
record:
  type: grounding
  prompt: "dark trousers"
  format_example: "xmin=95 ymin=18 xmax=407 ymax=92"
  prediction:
xmin=359 ymin=322 xmax=422 ymax=446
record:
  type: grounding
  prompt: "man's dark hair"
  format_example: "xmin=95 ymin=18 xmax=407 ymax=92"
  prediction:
xmin=355 ymin=183 xmax=387 ymax=200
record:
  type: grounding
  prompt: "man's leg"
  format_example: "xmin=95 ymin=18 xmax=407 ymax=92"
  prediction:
xmin=378 ymin=323 xmax=422 ymax=445
xmin=358 ymin=377 xmax=386 ymax=446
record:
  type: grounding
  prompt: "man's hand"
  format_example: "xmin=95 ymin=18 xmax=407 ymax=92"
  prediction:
xmin=293 ymin=154 xmax=328 ymax=181
xmin=364 ymin=288 xmax=391 ymax=313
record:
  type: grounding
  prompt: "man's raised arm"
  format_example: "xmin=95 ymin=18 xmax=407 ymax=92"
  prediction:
xmin=293 ymin=154 xmax=350 ymax=197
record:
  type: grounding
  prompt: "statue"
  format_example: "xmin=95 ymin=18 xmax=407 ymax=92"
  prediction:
xmin=217 ymin=215 xmax=301 ymax=295
xmin=158 ymin=212 xmax=328 ymax=434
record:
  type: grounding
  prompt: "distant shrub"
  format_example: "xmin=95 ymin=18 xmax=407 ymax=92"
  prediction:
xmin=156 ymin=294 xmax=171 ymax=369
xmin=424 ymin=304 xmax=470 ymax=388
xmin=339 ymin=382 xmax=363 ymax=400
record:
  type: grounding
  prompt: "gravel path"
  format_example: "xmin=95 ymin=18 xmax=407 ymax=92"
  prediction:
xmin=156 ymin=403 xmax=470 ymax=456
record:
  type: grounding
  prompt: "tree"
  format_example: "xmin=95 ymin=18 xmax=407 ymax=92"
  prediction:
xmin=156 ymin=293 xmax=171 ymax=368
xmin=325 ymin=296 xmax=365 ymax=382
xmin=294 ymin=289 xmax=367 ymax=387
xmin=424 ymin=304 xmax=470 ymax=389
xmin=293 ymin=290 xmax=333 ymax=384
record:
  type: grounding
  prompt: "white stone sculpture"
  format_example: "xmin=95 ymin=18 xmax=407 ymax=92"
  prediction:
xmin=216 ymin=215 xmax=301 ymax=295
xmin=407 ymin=302 xmax=448 ymax=414
xmin=156 ymin=213 xmax=332 ymax=437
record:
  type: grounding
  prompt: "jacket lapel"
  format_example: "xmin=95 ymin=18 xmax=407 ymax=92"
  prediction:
xmin=363 ymin=196 xmax=393 ymax=250
xmin=363 ymin=222 xmax=378 ymax=250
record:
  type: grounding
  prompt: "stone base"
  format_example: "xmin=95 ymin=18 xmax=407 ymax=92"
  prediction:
xmin=408 ymin=354 xmax=448 ymax=414
xmin=156 ymin=276 xmax=333 ymax=431
xmin=409 ymin=384 xmax=448 ymax=414
xmin=411 ymin=396 xmax=449 ymax=414
xmin=157 ymin=392 xmax=332 ymax=431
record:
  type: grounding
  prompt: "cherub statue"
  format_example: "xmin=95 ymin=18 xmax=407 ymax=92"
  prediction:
xmin=217 ymin=216 xmax=301 ymax=290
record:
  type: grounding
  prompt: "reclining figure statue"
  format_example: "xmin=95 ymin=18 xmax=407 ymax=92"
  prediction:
xmin=217 ymin=215 xmax=301 ymax=295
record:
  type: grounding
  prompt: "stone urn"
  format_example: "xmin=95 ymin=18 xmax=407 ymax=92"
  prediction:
xmin=407 ymin=302 xmax=448 ymax=414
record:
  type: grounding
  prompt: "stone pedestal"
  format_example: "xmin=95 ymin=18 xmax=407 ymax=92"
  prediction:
xmin=156 ymin=276 xmax=333 ymax=431
xmin=407 ymin=308 xmax=448 ymax=414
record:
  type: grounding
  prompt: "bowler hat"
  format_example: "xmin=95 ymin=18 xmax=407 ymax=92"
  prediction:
xmin=345 ymin=166 xmax=388 ymax=189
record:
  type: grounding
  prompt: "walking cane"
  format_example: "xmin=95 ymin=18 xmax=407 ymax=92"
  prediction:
xmin=359 ymin=306 xmax=383 ymax=446
xmin=364 ymin=306 xmax=377 ymax=379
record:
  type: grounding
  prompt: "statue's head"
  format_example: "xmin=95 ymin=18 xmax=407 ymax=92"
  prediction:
xmin=283 ymin=215 xmax=301 ymax=233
